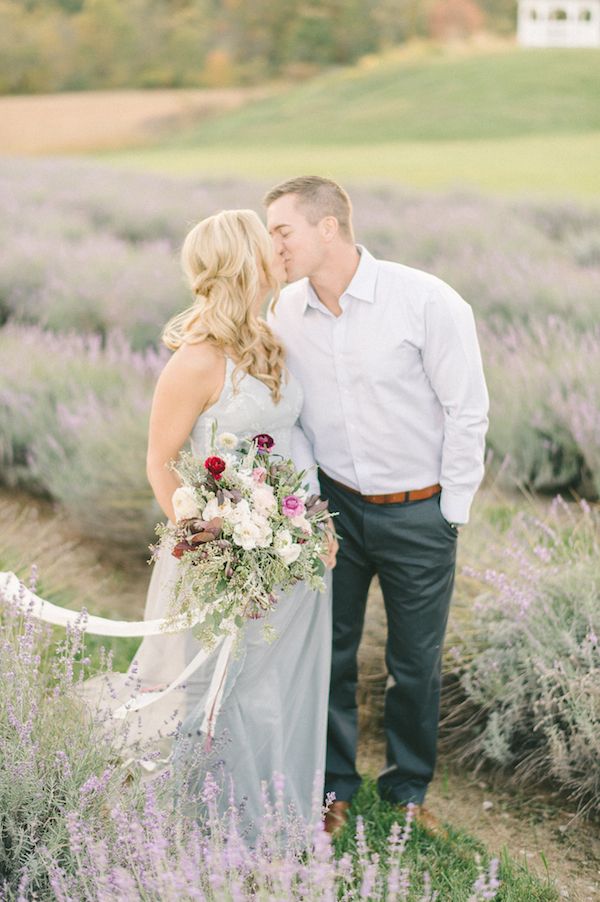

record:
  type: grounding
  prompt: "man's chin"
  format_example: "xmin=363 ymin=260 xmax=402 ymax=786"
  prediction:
xmin=284 ymin=267 xmax=302 ymax=284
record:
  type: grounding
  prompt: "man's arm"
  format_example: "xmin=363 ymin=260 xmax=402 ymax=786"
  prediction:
xmin=291 ymin=421 xmax=320 ymax=497
xmin=422 ymin=286 xmax=489 ymax=525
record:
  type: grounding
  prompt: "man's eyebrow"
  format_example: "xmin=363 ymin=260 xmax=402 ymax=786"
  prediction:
xmin=268 ymin=223 xmax=291 ymax=234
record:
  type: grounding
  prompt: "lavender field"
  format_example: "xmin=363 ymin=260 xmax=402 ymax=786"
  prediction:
xmin=0 ymin=158 xmax=599 ymax=898
xmin=1 ymin=160 xmax=599 ymax=523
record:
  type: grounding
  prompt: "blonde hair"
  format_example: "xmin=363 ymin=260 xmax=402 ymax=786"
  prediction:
xmin=263 ymin=175 xmax=354 ymax=242
xmin=163 ymin=209 xmax=285 ymax=402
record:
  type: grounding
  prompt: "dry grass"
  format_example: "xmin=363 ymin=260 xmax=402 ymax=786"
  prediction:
xmin=0 ymin=87 xmax=269 ymax=155
xmin=0 ymin=491 xmax=149 ymax=617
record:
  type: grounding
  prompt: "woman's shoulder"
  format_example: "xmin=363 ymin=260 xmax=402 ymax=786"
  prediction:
xmin=166 ymin=340 xmax=224 ymax=376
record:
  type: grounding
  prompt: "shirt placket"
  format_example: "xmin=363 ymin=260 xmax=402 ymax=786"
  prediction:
xmin=331 ymin=299 xmax=361 ymax=488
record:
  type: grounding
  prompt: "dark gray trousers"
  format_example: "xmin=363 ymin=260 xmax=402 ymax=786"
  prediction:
xmin=320 ymin=471 xmax=457 ymax=805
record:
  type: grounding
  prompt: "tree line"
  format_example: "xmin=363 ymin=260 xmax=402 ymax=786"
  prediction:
xmin=0 ymin=0 xmax=517 ymax=94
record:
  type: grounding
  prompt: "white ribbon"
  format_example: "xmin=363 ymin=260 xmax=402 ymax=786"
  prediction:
xmin=0 ymin=570 xmax=235 ymax=738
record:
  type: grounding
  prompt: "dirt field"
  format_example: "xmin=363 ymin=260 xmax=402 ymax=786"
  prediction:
xmin=0 ymin=87 xmax=268 ymax=155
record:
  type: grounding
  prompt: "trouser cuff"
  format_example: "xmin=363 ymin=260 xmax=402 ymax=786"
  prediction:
xmin=377 ymin=779 xmax=428 ymax=806
xmin=324 ymin=774 xmax=362 ymax=803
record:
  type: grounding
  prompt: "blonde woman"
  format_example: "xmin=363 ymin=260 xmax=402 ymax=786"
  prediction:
xmin=95 ymin=210 xmax=334 ymax=833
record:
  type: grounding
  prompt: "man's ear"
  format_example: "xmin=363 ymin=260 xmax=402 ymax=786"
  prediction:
xmin=319 ymin=216 xmax=339 ymax=243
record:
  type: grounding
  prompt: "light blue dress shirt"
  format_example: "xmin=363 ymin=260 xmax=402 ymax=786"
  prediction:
xmin=269 ymin=246 xmax=489 ymax=525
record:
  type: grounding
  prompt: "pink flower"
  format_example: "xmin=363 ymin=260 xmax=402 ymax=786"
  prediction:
xmin=252 ymin=466 xmax=267 ymax=484
xmin=281 ymin=495 xmax=305 ymax=518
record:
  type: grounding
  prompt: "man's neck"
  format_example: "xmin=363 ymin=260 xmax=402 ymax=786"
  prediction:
xmin=309 ymin=245 xmax=361 ymax=317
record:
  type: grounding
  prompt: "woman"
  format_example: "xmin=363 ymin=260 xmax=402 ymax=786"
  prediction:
xmin=92 ymin=209 xmax=335 ymax=832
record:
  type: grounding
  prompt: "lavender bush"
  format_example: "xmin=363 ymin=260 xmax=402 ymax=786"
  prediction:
xmin=1 ymin=161 xmax=599 ymax=345
xmin=0 ymin=575 xmax=505 ymax=901
xmin=0 ymin=161 xmax=263 ymax=349
xmin=481 ymin=318 xmax=600 ymax=498
xmin=0 ymin=323 xmax=165 ymax=551
xmin=1 ymin=159 xmax=599 ymax=506
xmin=0 ymin=574 xmax=127 ymax=896
xmin=448 ymin=497 xmax=600 ymax=814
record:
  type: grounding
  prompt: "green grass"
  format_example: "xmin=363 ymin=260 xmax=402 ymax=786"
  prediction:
xmin=343 ymin=781 xmax=558 ymax=900
xmin=96 ymin=47 xmax=600 ymax=196
xmin=164 ymin=47 xmax=600 ymax=146
xmin=98 ymin=131 xmax=600 ymax=197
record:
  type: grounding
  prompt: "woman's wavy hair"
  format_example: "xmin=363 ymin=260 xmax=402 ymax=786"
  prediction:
xmin=162 ymin=209 xmax=285 ymax=402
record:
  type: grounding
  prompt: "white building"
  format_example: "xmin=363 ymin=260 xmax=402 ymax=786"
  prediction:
xmin=518 ymin=0 xmax=600 ymax=46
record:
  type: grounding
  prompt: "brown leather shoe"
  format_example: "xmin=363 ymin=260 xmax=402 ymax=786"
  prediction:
xmin=324 ymin=800 xmax=351 ymax=835
xmin=409 ymin=804 xmax=448 ymax=839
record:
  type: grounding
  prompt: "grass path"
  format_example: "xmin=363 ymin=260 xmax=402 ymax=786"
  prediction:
xmin=2 ymin=488 xmax=599 ymax=896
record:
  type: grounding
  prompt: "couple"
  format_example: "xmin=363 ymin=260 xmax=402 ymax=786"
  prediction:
xmin=116 ymin=175 xmax=489 ymax=835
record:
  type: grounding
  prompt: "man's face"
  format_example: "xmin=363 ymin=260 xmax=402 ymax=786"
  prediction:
xmin=266 ymin=194 xmax=326 ymax=283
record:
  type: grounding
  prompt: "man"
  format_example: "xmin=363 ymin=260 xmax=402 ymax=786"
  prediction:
xmin=265 ymin=176 xmax=489 ymax=833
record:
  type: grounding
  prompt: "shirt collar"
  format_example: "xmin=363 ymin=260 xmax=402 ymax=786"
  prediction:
xmin=302 ymin=245 xmax=377 ymax=314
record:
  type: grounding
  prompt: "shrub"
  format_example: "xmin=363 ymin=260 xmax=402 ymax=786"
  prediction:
xmin=0 ymin=575 xmax=127 ymax=896
xmin=451 ymin=497 xmax=600 ymax=814
xmin=428 ymin=0 xmax=485 ymax=41
xmin=0 ymin=324 xmax=164 ymax=551
xmin=2 ymin=162 xmax=600 ymax=342
xmin=481 ymin=318 xmax=600 ymax=498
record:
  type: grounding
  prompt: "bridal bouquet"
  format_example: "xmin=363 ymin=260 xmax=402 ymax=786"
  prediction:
xmin=154 ymin=430 xmax=333 ymax=647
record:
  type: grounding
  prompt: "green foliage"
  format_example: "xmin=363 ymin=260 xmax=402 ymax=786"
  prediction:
xmin=0 ymin=0 xmax=543 ymax=94
xmin=335 ymin=781 xmax=558 ymax=900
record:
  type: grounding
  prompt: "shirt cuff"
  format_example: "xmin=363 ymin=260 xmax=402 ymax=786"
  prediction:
xmin=439 ymin=489 xmax=473 ymax=525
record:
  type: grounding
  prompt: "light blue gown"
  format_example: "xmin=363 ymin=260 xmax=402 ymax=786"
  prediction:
xmin=86 ymin=359 xmax=332 ymax=832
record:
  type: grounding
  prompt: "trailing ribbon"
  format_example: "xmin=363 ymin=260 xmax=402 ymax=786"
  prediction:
xmin=0 ymin=570 xmax=234 ymax=739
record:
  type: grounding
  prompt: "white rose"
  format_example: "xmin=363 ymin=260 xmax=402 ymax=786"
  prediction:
xmin=232 ymin=520 xmax=261 ymax=550
xmin=274 ymin=529 xmax=302 ymax=565
xmin=290 ymin=514 xmax=311 ymax=534
xmin=228 ymin=499 xmax=252 ymax=525
xmin=278 ymin=543 xmax=302 ymax=565
xmin=172 ymin=486 xmax=201 ymax=522
xmin=252 ymin=484 xmax=276 ymax=516
xmin=235 ymin=470 xmax=254 ymax=490
xmin=251 ymin=512 xmax=273 ymax=548
xmin=217 ymin=432 xmax=238 ymax=451
xmin=202 ymin=496 xmax=233 ymax=521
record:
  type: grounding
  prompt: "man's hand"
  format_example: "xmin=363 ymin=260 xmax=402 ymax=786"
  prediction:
xmin=321 ymin=518 xmax=339 ymax=570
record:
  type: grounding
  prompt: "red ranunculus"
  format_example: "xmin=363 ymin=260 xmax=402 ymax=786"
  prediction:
xmin=204 ymin=456 xmax=227 ymax=480
xmin=251 ymin=433 xmax=275 ymax=452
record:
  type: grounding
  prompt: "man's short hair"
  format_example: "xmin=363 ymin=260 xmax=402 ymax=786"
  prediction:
xmin=263 ymin=176 xmax=354 ymax=242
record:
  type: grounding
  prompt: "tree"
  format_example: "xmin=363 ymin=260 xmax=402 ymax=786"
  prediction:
xmin=428 ymin=0 xmax=485 ymax=41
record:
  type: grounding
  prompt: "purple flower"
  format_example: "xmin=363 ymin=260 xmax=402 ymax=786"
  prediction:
xmin=281 ymin=495 xmax=306 ymax=519
xmin=251 ymin=433 xmax=275 ymax=453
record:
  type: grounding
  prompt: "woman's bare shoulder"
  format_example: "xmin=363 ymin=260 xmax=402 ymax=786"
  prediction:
xmin=164 ymin=340 xmax=224 ymax=379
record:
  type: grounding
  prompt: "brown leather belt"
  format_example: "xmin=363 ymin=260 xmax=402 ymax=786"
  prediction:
xmin=320 ymin=470 xmax=441 ymax=505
